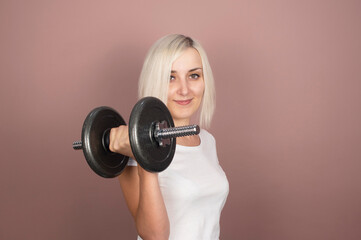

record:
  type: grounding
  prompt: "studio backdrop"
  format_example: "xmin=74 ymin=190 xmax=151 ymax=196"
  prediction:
xmin=1 ymin=0 xmax=360 ymax=239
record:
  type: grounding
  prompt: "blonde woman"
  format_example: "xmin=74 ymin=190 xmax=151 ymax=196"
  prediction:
xmin=109 ymin=34 xmax=229 ymax=240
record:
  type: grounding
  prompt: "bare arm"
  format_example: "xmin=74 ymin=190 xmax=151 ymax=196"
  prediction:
xmin=136 ymin=167 xmax=169 ymax=239
xmin=110 ymin=126 xmax=170 ymax=239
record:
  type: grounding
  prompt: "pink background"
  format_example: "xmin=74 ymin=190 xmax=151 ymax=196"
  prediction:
xmin=1 ymin=0 xmax=361 ymax=239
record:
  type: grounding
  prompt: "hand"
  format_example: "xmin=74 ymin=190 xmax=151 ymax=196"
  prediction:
xmin=108 ymin=126 xmax=135 ymax=159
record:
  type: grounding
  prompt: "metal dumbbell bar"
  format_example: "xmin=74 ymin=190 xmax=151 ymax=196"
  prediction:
xmin=73 ymin=123 xmax=199 ymax=149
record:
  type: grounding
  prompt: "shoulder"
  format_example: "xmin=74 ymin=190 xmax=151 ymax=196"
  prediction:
xmin=200 ymin=129 xmax=216 ymax=145
xmin=199 ymin=129 xmax=220 ymax=164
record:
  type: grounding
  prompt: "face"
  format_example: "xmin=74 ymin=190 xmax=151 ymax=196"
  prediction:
xmin=167 ymin=48 xmax=205 ymax=126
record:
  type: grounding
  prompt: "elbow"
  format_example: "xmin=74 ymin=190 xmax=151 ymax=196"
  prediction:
xmin=139 ymin=232 xmax=169 ymax=240
xmin=137 ymin=221 xmax=170 ymax=240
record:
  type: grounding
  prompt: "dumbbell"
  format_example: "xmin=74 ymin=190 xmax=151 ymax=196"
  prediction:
xmin=73 ymin=97 xmax=200 ymax=178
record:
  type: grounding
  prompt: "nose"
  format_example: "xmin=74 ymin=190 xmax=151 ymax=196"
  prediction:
xmin=177 ymin=77 xmax=189 ymax=96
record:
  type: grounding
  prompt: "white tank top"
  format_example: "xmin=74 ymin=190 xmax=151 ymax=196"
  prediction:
xmin=128 ymin=129 xmax=229 ymax=240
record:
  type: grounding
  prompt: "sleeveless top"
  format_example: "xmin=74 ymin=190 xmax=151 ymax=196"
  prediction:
xmin=128 ymin=129 xmax=229 ymax=240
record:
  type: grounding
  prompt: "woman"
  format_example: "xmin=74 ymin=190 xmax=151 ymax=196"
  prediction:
xmin=109 ymin=34 xmax=229 ymax=240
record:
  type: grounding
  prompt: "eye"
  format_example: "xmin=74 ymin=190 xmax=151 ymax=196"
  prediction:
xmin=190 ymin=73 xmax=200 ymax=79
xmin=170 ymin=75 xmax=175 ymax=81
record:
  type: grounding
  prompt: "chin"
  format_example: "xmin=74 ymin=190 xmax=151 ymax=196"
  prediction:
xmin=172 ymin=112 xmax=194 ymax=122
xmin=168 ymin=104 xmax=198 ymax=121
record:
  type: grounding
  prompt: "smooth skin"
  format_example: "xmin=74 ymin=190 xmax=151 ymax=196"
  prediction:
xmin=109 ymin=47 xmax=205 ymax=240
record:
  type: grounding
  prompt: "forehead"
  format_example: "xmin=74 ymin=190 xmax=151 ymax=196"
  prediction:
xmin=171 ymin=48 xmax=202 ymax=71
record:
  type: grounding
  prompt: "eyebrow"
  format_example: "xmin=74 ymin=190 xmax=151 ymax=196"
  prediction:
xmin=171 ymin=67 xmax=203 ymax=73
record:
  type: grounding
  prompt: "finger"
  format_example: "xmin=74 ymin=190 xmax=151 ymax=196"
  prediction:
xmin=109 ymin=127 xmax=118 ymax=152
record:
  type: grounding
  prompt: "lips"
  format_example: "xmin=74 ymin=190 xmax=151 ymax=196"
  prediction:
xmin=174 ymin=99 xmax=192 ymax=105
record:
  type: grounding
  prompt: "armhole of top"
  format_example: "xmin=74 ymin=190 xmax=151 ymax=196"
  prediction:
xmin=127 ymin=158 xmax=137 ymax=166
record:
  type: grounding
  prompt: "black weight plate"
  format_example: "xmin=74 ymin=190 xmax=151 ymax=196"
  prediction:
xmin=82 ymin=107 xmax=129 ymax=178
xmin=129 ymin=97 xmax=175 ymax=172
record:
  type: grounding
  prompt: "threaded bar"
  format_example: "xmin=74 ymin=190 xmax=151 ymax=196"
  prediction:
xmin=73 ymin=141 xmax=83 ymax=150
xmin=157 ymin=125 xmax=200 ymax=139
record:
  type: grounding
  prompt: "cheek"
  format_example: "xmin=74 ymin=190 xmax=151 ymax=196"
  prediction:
xmin=193 ymin=81 xmax=205 ymax=97
xmin=167 ymin=85 xmax=176 ymax=100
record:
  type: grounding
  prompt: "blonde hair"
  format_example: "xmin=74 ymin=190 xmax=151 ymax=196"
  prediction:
xmin=138 ymin=34 xmax=215 ymax=128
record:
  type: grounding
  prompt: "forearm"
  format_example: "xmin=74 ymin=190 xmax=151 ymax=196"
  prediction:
xmin=136 ymin=168 xmax=169 ymax=240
